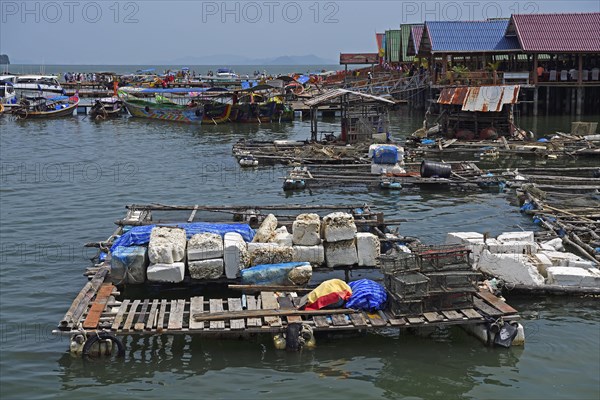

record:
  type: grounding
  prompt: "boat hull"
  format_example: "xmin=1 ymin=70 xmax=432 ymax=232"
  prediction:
xmin=123 ymin=99 xmax=204 ymax=124
xmin=16 ymin=100 xmax=79 ymax=119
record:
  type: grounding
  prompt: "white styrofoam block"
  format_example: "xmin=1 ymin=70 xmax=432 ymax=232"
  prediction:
xmin=546 ymin=266 xmax=600 ymax=287
xmin=488 ymin=240 xmax=537 ymax=255
xmin=292 ymin=245 xmax=325 ymax=265
xmin=370 ymin=163 xmax=405 ymax=175
xmin=445 ymin=232 xmax=484 ymax=245
xmin=477 ymin=250 xmax=545 ymax=286
xmin=542 ymin=238 xmax=564 ymax=251
xmin=188 ymin=259 xmax=224 ymax=280
xmin=288 ymin=264 xmax=313 ymax=286
xmin=356 ymin=232 xmax=380 ymax=267
xmin=321 ymin=212 xmax=357 ymax=242
xmin=252 ymin=214 xmax=278 ymax=243
xmin=292 ymin=213 xmax=321 ymax=246
xmin=248 ymin=243 xmax=293 ymax=266
xmin=540 ymin=250 xmax=584 ymax=267
xmin=110 ymin=246 xmax=148 ymax=285
xmin=533 ymin=253 xmax=553 ymax=277
xmin=224 ymin=232 xmax=249 ymax=279
xmin=497 ymin=231 xmax=535 ymax=244
xmin=271 ymin=226 xmax=293 ymax=247
xmin=461 ymin=238 xmax=501 ymax=264
xmin=148 ymin=227 xmax=187 ymax=264
xmin=324 ymin=239 xmax=358 ymax=268
xmin=540 ymin=243 xmax=556 ymax=251
xmin=187 ymin=233 xmax=223 ymax=261
xmin=567 ymin=260 xmax=598 ymax=270
xmin=147 ymin=262 xmax=185 ymax=283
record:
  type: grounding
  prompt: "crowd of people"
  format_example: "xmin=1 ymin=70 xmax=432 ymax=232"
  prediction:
xmin=63 ymin=72 xmax=114 ymax=83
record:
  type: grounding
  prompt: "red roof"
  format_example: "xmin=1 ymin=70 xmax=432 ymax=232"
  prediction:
xmin=509 ymin=13 xmax=600 ymax=53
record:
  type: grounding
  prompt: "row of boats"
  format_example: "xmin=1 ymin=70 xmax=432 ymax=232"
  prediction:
xmin=1 ymin=74 xmax=296 ymax=124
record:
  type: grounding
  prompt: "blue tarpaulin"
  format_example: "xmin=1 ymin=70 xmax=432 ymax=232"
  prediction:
xmin=345 ymin=279 xmax=387 ymax=312
xmin=296 ymin=75 xmax=310 ymax=84
xmin=110 ymin=222 xmax=255 ymax=251
xmin=240 ymin=262 xmax=310 ymax=285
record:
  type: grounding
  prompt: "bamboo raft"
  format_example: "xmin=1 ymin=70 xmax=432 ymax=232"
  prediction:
xmin=55 ymin=267 xmax=519 ymax=337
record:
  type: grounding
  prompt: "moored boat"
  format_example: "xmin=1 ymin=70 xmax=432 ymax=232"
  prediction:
xmin=89 ymin=97 xmax=124 ymax=119
xmin=121 ymin=97 xmax=204 ymax=124
xmin=10 ymin=95 xmax=79 ymax=119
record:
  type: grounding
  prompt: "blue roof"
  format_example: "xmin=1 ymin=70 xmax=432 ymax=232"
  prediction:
xmin=424 ymin=20 xmax=520 ymax=53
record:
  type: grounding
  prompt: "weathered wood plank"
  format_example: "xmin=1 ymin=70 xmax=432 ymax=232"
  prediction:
xmin=146 ymin=299 xmax=159 ymax=330
xmin=473 ymin=297 xmax=502 ymax=317
xmin=349 ymin=312 xmax=367 ymax=327
xmin=245 ymin=295 xmax=262 ymax=327
xmin=460 ymin=308 xmax=482 ymax=319
xmin=123 ymin=299 xmax=140 ymax=332
xmin=83 ymin=284 xmax=114 ymax=329
xmin=168 ymin=299 xmax=185 ymax=330
xmin=388 ymin=317 xmax=407 ymax=326
xmin=313 ymin=316 xmax=329 ymax=328
xmin=157 ymin=299 xmax=168 ymax=330
xmin=331 ymin=314 xmax=349 ymax=326
xmin=477 ymin=290 xmax=518 ymax=314
xmin=134 ymin=299 xmax=150 ymax=331
xmin=407 ymin=317 xmax=424 ymax=324
xmin=367 ymin=312 xmax=387 ymax=327
xmin=189 ymin=297 xmax=204 ymax=330
xmin=442 ymin=310 xmax=463 ymax=320
xmin=423 ymin=312 xmax=443 ymax=322
xmin=111 ymin=299 xmax=130 ymax=331
xmin=228 ymin=298 xmax=245 ymax=330
xmin=261 ymin=292 xmax=281 ymax=327
xmin=209 ymin=299 xmax=225 ymax=329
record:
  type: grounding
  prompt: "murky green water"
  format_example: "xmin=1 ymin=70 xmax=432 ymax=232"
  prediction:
xmin=1 ymin=108 xmax=599 ymax=399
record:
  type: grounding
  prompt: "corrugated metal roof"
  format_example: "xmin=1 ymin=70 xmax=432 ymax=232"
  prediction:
xmin=509 ymin=13 xmax=600 ymax=53
xmin=406 ymin=25 xmax=424 ymax=56
xmin=385 ymin=30 xmax=401 ymax=63
xmin=400 ymin=24 xmax=421 ymax=61
xmin=421 ymin=20 xmax=521 ymax=53
xmin=437 ymin=85 xmax=520 ymax=112
xmin=305 ymin=89 xmax=395 ymax=107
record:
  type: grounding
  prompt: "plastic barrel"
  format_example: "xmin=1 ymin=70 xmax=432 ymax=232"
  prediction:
xmin=420 ymin=161 xmax=452 ymax=178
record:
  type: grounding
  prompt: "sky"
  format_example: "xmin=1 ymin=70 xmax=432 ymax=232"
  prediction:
xmin=1 ymin=0 xmax=599 ymax=64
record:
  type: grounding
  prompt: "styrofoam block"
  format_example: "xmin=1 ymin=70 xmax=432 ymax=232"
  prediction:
xmin=546 ymin=266 xmax=600 ymax=287
xmin=292 ymin=245 xmax=325 ymax=265
xmin=542 ymin=238 xmax=564 ymax=251
xmin=271 ymin=226 xmax=293 ymax=247
xmin=461 ymin=238 xmax=500 ymax=264
xmin=540 ymin=243 xmax=556 ymax=251
xmin=187 ymin=233 xmax=223 ymax=261
xmin=370 ymin=163 xmax=405 ymax=175
xmin=288 ymin=264 xmax=313 ymax=286
xmin=292 ymin=213 xmax=321 ymax=246
xmin=321 ymin=212 xmax=357 ymax=242
xmin=188 ymin=259 xmax=224 ymax=280
xmin=477 ymin=250 xmax=545 ymax=286
xmin=110 ymin=246 xmax=148 ymax=285
xmin=356 ymin=232 xmax=380 ymax=267
xmin=147 ymin=262 xmax=185 ymax=283
xmin=148 ymin=227 xmax=187 ymax=264
xmin=324 ymin=239 xmax=358 ymax=268
xmin=533 ymin=253 xmax=553 ymax=277
xmin=252 ymin=214 xmax=278 ymax=243
xmin=224 ymin=232 xmax=249 ymax=279
xmin=497 ymin=231 xmax=535 ymax=244
xmin=248 ymin=243 xmax=293 ymax=266
xmin=540 ymin=250 xmax=584 ymax=267
xmin=445 ymin=232 xmax=484 ymax=245
xmin=567 ymin=260 xmax=598 ymax=270
xmin=488 ymin=241 xmax=537 ymax=255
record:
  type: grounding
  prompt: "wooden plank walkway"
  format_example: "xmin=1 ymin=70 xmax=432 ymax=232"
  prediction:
xmin=60 ymin=289 xmax=518 ymax=336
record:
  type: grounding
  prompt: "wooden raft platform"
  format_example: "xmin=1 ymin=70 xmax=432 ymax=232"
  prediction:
xmin=55 ymin=282 xmax=519 ymax=337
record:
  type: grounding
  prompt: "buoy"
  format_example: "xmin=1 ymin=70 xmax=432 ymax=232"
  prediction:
xmin=239 ymin=156 xmax=259 ymax=167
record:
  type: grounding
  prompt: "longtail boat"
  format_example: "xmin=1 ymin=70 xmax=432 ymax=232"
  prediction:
xmin=89 ymin=97 xmax=124 ymax=120
xmin=11 ymin=95 xmax=79 ymax=119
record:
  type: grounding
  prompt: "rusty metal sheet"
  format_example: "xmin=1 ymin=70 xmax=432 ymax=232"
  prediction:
xmin=437 ymin=87 xmax=468 ymax=105
xmin=461 ymin=85 xmax=520 ymax=112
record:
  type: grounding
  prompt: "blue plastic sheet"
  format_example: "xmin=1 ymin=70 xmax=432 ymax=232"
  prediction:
xmin=345 ymin=279 xmax=387 ymax=312
xmin=520 ymin=202 xmax=536 ymax=212
xmin=537 ymin=138 xmax=549 ymax=142
xmin=421 ymin=139 xmax=435 ymax=145
xmin=373 ymin=145 xmax=399 ymax=164
xmin=110 ymin=222 xmax=254 ymax=251
xmin=240 ymin=262 xmax=310 ymax=285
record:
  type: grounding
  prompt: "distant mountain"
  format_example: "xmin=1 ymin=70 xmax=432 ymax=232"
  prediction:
xmin=0 ymin=54 xmax=9 ymax=64
xmin=169 ymin=54 xmax=336 ymax=65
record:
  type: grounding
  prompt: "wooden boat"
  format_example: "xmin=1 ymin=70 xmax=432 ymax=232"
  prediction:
xmin=89 ymin=97 xmax=124 ymax=119
xmin=11 ymin=95 xmax=79 ymax=119
xmin=202 ymin=102 xmax=232 ymax=124
xmin=231 ymin=101 xmax=293 ymax=123
xmin=122 ymin=98 xmax=204 ymax=124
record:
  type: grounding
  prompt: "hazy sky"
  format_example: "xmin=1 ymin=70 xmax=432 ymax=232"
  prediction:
xmin=1 ymin=0 xmax=598 ymax=64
